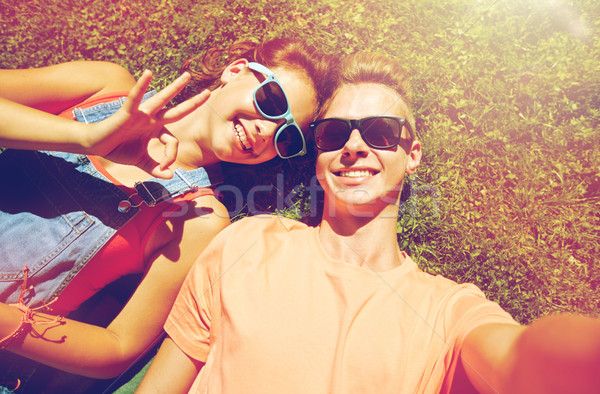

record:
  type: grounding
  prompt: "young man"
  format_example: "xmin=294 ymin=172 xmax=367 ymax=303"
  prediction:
xmin=139 ymin=53 xmax=600 ymax=393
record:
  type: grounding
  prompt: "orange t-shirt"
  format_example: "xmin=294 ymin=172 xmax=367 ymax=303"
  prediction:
xmin=166 ymin=215 xmax=518 ymax=393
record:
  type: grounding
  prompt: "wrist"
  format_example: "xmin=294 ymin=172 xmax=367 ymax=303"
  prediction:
xmin=75 ymin=122 xmax=97 ymax=155
xmin=0 ymin=302 xmax=22 ymax=335
xmin=0 ymin=303 xmax=28 ymax=348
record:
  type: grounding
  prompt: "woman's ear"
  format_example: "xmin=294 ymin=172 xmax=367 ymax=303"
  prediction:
xmin=405 ymin=139 xmax=421 ymax=175
xmin=220 ymin=58 xmax=250 ymax=84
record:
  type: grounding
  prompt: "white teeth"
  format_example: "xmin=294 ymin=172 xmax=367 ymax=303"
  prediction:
xmin=233 ymin=123 xmax=252 ymax=151
xmin=339 ymin=170 xmax=374 ymax=178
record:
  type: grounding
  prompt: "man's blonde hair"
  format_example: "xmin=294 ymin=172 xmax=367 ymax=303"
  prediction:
xmin=329 ymin=52 xmax=415 ymax=135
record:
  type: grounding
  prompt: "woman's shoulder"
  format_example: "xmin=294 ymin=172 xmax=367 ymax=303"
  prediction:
xmin=175 ymin=192 xmax=231 ymax=231
xmin=144 ymin=192 xmax=230 ymax=261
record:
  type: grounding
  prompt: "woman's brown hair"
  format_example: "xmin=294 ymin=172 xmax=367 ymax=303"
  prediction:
xmin=181 ymin=38 xmax=334 ymax=118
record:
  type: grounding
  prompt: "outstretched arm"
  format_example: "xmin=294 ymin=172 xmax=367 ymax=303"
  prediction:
xmin=0 ymin=195 xmax=230 ymax=379
xmin=461 ymin=314 xmax=600 ymax=393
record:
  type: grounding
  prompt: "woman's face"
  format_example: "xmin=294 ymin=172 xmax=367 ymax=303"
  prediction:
xmin=204 ymin=63 xmax=317 ymax=165
xmin=315 ymin=83 xmax=421 ymax=217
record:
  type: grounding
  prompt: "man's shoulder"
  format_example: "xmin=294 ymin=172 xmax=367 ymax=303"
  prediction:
xmin=403 ymin=258 xmax=487 ymax=300
xmin=229 ymin=214 xmax=309 ymax=233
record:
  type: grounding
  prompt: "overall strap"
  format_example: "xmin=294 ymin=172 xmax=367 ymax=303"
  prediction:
xmin=70 ymin=90 xmax=224 ymax=213
xmin=118 ymin=165 xmax=223 ymax=212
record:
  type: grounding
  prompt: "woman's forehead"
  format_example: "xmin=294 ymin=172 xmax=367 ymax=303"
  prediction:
xmin=273 ymin=67 xmax=317 ymax=127
xmin=325 ymin=83 xmax=409 ymax=119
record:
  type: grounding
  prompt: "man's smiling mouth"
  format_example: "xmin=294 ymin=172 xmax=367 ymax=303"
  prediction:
xmin=335 ymin=169 xmax=378 ymax=178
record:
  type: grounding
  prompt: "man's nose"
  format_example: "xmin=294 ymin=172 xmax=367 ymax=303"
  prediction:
xmin=341 ymin=129 xmax=369 ymax=158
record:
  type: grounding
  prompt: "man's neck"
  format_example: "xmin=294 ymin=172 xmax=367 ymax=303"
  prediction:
xmin=318 ymin=205 xmax=405 ymax=272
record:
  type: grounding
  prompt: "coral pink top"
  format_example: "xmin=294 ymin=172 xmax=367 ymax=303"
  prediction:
xmin=50 ymin=93 xmax=213 ymax=315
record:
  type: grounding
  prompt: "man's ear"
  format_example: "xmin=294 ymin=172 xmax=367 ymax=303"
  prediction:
xmin=220 ymin=58 xmax=250 ymax=84
xmin=405 ymin=139 xmax=421 ymax=175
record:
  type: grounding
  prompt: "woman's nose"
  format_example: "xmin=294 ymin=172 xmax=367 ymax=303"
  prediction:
xmin=255 ymin=119 xmax=280 ymax=140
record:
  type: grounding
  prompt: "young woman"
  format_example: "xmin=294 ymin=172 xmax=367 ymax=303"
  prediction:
xmin=0 ymin=38 xmax=332 ymax=389
xmin=140 ymin=52 xmax=600 ymax=393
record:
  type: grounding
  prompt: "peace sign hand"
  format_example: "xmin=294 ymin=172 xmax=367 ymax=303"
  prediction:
xmin=86 ymin=70 xmax=209 ymax=179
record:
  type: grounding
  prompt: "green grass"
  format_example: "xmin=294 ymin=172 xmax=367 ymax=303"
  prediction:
xmin=1 ymin=0 xmax=598 ymax=341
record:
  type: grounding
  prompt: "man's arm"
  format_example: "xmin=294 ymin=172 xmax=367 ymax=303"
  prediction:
xmin=137 ymin=337 xmax=204 ymax=393
xmin=461 ymin=314 xmax=600 ymax=393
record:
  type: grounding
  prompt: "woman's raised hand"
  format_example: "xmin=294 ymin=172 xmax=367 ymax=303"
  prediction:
xmin=88 ymin=71 xmax=210 ymax=179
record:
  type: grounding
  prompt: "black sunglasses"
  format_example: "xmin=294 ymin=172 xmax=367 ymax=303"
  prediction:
xmin=309 ymin=116 xmax=414 ymax=152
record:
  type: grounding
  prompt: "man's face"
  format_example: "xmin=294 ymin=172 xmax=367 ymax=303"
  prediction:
xmin=315 ymin=83 xmax=421 ymax=218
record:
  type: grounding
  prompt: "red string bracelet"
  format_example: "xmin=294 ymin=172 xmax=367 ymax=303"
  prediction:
xmin=0 ymin=266 xmax=62 ymax=350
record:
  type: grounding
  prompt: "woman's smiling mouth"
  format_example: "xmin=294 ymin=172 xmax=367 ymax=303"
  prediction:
xmin=233 ymin=121 xmax=252 ymax=152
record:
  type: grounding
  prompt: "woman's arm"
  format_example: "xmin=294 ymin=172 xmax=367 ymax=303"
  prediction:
xmin=0 ymin=61 xmax=210 ymax=178
xmin=461 ymin=314 xmax=600 ymax=393
xmin=0 ymin=61 xmax=136 ymax=112
xmin=0 ymin=61 xmax=134 ymax=152
xmin=0 ymin=195 xmax=230 ymax=378
xmin=137 ymin=337 xmax=204 ymax=393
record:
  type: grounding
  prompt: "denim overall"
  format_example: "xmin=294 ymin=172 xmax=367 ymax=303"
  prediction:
xmin=0 ymin=92 xmax=221 ymax=391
